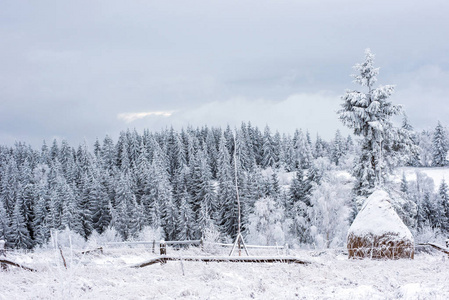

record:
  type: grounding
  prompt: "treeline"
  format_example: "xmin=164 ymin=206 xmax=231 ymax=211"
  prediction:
xmin=0 ymin=123 xmax=352 ymax=249
xmin=0 ymin=121 xmax=447 ymax=249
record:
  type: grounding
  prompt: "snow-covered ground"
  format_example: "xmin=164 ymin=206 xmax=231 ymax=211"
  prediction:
xmin=396 ymin=167 xmax=449 ymax=191
xmin=1 ymin=247 xmax=449 ymax=299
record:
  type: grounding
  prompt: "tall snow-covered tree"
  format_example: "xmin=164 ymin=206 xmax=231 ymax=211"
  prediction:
xmin=432 ymin=121 xmax=448 ymax=167
xmin=338 ymin=49 xmax=402 ymax=209
xmin=331 ymin=130 xmax=345 ymax=166
xmin=287 ymin=169 xmax=313 ymax=243
xmin=9 ymin=197 xmax=33 ymax=249
xmin=438 ymin=178 xmax=449 ymax=230
xmin=262 ymin=125 xmax=276 ymax=168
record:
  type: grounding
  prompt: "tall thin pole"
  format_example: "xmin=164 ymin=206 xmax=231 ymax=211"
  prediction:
xmin=233 ymin=133 xmax=241 ymax=239
xmin=229 ymin=130 xmax=249 ymax=257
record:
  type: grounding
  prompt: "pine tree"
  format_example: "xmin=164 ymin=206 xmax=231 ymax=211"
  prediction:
xmin=190 ymin=146 xmax=217 ymax=238
xmin=402 ymin=115 xmax=420 ymax=167
xmin=438 ymin=178 xmax=449 ymax=230
xmin=0 ymin=201 xmax=10 ymax=245
xmin=314 ymin=134 xmax=327 ymax=159
xmin=400 ymin=172 xmax=409 ymax=195
xmin=331 ymin=130 xmax=345 ymax=166
xmin=176 ymin=189 xmax=195 ymax=241
xmin=262 ymin=126 xmax=276 ymax=168
xmin=113 ymin=173 xmax=139 ymax=240
xmin=10 ymin=198 xmax=33 ymax=249
xmin=432 ymin=121 xmax=448 ymax=167
xmin=287 ymin=169 xmax=313 ymax=243
xmin=293 ymin=129 xmax=313 ymax=169
xmin=338 ymin=49 xmax=402 ymax=210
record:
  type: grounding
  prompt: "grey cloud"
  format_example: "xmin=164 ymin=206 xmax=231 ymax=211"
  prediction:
xmin=1 ymin=0 xmax=448 ymax=146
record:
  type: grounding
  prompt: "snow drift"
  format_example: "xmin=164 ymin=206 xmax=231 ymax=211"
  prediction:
xmin=347 ymin=190 xmax=414 ymax=259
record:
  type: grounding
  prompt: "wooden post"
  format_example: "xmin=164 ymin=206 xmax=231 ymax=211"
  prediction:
xmin=0 ymin=240 xmax=7 ymax=271
xmin=152 ymin=240 xmax=156 ymax=254
xmin=200 ymin=238 xmax=204 ymax=252
xmin=160 ymin=241 xmax=166 ymax=256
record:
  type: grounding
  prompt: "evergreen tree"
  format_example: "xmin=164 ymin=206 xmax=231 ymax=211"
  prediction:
xmin=432 ymin=121 xmax=448 ymax=167
xmin=10 ymin=198 xmax=33 ymax=249
xmin=438 ymin=178 xmax=449 ymax=230
xmin=176 ymin=189 xmax=195 ymax=241
xmin=113 ymin=173 xmax=140 ymax=240
xmin=190 ymin=146 xmax=217 ymax=238
xmin=261 ymin=126 xmax=276 ymax=168
xmin=0 ymin=201 xmax=10 ymax=245
xmin=338 ymin=49 xmax=402 ymax=211
xmin=331 ymin=130 xmax=345 ymax=166
xmin=400 ymin=172 xmax=409 ymax=195
xmin=293 ymin=129 xmax=313 ymax=169
xmin=287 ymin=169 xmax=313 ymax=243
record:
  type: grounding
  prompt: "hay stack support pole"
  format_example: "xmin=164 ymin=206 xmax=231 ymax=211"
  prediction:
xmin=229 ymin=131 xmax=249 ymax=257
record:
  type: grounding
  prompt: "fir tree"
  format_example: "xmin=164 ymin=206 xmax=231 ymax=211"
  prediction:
xmin=10 ymin=198 xmax=33 ymax=249
xmin=338 ymin=49 xmax=402 ymax=211
xmin=438 ymin=178 xmax=449 ymax=230
xmin=432 ymin=121 xmax=448 ymax=167
xmin=331 ymin=130 xmax=345 ymax=166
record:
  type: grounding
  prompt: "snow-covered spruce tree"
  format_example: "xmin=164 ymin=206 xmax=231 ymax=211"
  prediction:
xmin=0 ymin=200 xmax=10 ymax=245
xmin=338 ymin=49 xmax=402 ymax=211
xmin=402 ymin=115 xmax=420 ymax=167
xmin=417 ymin=130 xmax=433 ymax=167
xmin=287 ymin=168 xmax=313 ymax=244
xmin=432 ymin=121 xmax=448 ymax=167
xmin=438 ymin=178 xmax=449 ymax=231
xmin=331 ymin=130 xmax=346 ymax=166
xmin=10 ymin=197 xmax=33 ymax=249
xmin=262 ymin=125 xmax=276 ymax=168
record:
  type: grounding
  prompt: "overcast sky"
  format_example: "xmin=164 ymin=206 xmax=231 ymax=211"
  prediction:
xmin=1 ymin=0 xmax=448 ymax=147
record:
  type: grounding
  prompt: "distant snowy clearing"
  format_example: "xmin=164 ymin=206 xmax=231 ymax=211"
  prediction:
xmin=396 ymin=167 xmax=449 ymax=190
xmin=1 ymin=248 xmax=449 ymax=299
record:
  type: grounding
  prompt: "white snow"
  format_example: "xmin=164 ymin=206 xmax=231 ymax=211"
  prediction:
xmin=396 ymin=167 xmax=449 ymax=191
xmin=348 ymin=190 xmax=413 ymax=241
xmin=1 ymin=247 xmax=449 ymax=299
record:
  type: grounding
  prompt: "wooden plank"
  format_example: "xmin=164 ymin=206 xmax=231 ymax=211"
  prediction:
xmin=132 ymin=256 xmax=310 ymax=268
xmin=0 ymin=259 xmax=37 ymax=272
xmin=421 ymin=243 xmax=449 ymax=256
xmin=81 ymin=247 xmax=104 ymax=255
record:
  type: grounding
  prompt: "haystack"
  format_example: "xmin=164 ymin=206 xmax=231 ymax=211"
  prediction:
xmin=347 ymin=190 xmax=414 ymax=259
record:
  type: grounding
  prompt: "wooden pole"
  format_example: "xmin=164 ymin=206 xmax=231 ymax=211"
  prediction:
xmin=0 ymin=240 xmax=6 ymax=271
xmin=160 ymin=241 xmax=167 ymax=256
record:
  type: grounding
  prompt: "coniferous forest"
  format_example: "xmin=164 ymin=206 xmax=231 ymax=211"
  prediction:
xmin=1 ymin=120 xmax=448 ymax=250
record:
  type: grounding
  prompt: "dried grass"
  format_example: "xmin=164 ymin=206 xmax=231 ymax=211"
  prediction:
xmin=347 ymin=232 xmax=414 ymax=259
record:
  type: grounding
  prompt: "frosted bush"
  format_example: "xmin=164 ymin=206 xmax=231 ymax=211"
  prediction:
xmin=202 ymin=224 xmax=221 ymax=254
xmin=137 ymin=226 xmax=162 ymax=242
xmin=47 ymin=228 xmax=86 ymax=249
xmin=247 ymin=197 xmax=286 ymax=246
xmin=413 ymin=225 xmax=447 ymax=245
xmin=308 ymin=175 xmax=351 ymax=249
xmin=95 ymin=227 xmax=122 ymax=244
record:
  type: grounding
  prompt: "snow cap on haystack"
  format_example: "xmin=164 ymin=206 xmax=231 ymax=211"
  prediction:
xmin=347 ymin=189 xmax=414 ymax=259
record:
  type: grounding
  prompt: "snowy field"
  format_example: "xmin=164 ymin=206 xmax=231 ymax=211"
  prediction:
xmin=2 ymin=247 xmax=449 ymax=299
xmin=396 ymin=167 xmax=449 ymax=191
